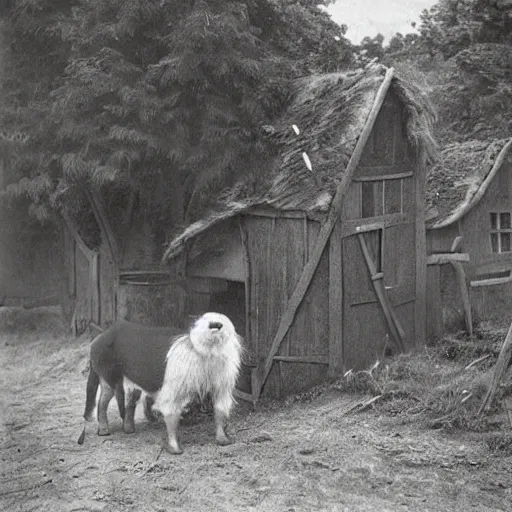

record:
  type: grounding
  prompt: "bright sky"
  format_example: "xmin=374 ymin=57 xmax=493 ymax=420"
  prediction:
xmin=326 ymin=0 xmax=436 ymax=44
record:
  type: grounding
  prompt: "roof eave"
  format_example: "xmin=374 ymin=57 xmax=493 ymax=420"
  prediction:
xmin=428 ymin=138 xmax=512 ymax=230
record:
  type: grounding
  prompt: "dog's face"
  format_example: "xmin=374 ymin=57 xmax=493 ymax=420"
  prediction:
xmin=189 ymin=312 xmax=238 ymax=354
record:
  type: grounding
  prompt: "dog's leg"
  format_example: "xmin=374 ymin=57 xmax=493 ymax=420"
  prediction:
xmin=115 ymin=383 xmax=126 ymax=420
xmin=97 ymin=378 xmax=115 ymax=436
xmin=123 ymin=388 xmax=142 ymax=434
xmin=163 ymin=412 xmax=183 ymax=455
xmin=213 ymin=391 xmax=233 ymax=446
xmin=144 ymin=395 xmax=158 ymax=423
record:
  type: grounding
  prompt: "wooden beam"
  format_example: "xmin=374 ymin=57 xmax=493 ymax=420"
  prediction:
xmin=354 ymin=171 xmax=413 ymax=182
xmin=341 ymin=213 xmax=409 ymax=238
xmin=329 ymin=220 xmax=343 ymax=378
xmin=273 ymin=355 xmax=329 ymax=365
xmin=233 ymin=388 xmax=256 ymax=405
xmin=426 ymin=253 xmax=470 ymax=265
xmin=90 ymin=252 xmax=100 ymax=325
xmin=414 ymin=146 xmax=427 ymax=350
xmin=238 ymin=219 xmax=252 ymax=346
xmin=358 ymin=233 xmax=406 ymax=353
xmin=449 ymin=261 xmax=473 ymax=336
xmin=470 ymin=274 xmax=512 ymax=288
xmin=450 ymin=236 xmax=463 ymax=253
xmin=478 ymin=320 xmax=512 ymax=415
xmin=61 ymin=213 xmax=96 ymax=259
xmin=86 ymin=189 xmax=120 ymax=265
xmin=254 ymin=67 xmax=396 ymax=401
xmin=355 ymin=163 xmax=411 ymax=178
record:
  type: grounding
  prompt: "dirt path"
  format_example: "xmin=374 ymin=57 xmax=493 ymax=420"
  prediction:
xmin=1 ymin=330 xmax=511 ymax=512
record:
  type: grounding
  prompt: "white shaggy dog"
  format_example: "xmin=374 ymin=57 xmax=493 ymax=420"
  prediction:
xmin=152 ymin=312 xmax=242 ymax=453
xmin=79 ymin=312 xmax=242 ymax=455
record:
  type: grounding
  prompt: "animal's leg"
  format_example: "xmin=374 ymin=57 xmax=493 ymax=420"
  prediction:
xmin=97 ymin=378 xmax=115 ymax=436
xmin=123 ymin=388 xmax=142 ymax=434
xmin=163 ymin=411 xmax=184 ymax=455
xmin=213 ymin=391 xmax=234 ymax=446
xmin=115 ymin=383 xmax=125 ymax=420
xmin=144 ymin=395 xmax=158 ymax=423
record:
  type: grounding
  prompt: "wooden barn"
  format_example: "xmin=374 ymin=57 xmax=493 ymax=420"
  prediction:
xmin=162 ymin=64 xmax=436 ymax=402
xmin=60 ymin=189 xmax=187 ymax=334
xmin=426 ymin=138 xmax=512 ymax=339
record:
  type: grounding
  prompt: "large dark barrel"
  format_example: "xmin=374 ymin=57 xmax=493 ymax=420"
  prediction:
xmin=117 ymin=269 xmax=187 ymax=328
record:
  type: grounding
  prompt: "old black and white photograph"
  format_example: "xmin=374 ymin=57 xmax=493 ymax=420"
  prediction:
xmin=1 ymin=1 xmax=511 ymax=510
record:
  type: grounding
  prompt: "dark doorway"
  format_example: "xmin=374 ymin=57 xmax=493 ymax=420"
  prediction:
xmin=209 ymin=280 xmax=251 ymax=393
xmin=208 ymin=280 xmax=246 ymax=337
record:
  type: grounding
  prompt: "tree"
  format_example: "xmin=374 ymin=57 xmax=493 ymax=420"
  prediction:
xmin=0 ymin=0 xmax=355 ymax=260
xmin=382 ymin=0 xmax=512 ymax=144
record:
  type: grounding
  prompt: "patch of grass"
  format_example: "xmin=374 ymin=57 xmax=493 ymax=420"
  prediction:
xmin=0 ymin=307 xmax=91 ymax=392
xmin=486 ymin=432 xmax=512 ymax=456
xmin=290 ymin=327 xmax=510 ymax=433
xmin=0 ymin=306 xmax=67 ymax=346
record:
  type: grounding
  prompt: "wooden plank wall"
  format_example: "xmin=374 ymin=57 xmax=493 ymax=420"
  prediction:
xmin=340 ymin=88 xmax=421 ymax=368
xmin=99 ymin=244 xmax=117 ymax=327
xmin=426 ymin=264 xmax=442 ymax=340
xmin=245 ymin=215 xmax=329 ymax=398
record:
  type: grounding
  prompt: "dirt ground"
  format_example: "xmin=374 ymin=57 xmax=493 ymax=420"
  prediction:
xmin=1 ymin=308 xmax=511 ymax=512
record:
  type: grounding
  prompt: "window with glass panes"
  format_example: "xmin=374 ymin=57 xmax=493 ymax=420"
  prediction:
xmin=361 ymin=179 xmax=404 ymax=218
xmin=490 ymin=213 xmax=512 ymax=253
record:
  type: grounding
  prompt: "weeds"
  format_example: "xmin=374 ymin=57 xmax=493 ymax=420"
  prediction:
xmin=292 ymin=328 xmax=511 ymax=433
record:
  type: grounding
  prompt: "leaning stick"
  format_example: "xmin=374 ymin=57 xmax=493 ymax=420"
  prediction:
xmin=478 ymin=321 xmax=512 ymax=416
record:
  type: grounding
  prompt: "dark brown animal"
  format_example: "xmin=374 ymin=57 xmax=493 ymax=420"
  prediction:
xmin=78 ymin=313 xmax=242 ymax=454
xmin=78 ymin=320 xmax=181 ymax=444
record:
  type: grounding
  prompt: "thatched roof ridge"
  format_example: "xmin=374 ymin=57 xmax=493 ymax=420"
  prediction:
xmin=163 ymin=63 xmax=436 ymax=262
xmin=427 ymin=138 xmax=512 ymax=229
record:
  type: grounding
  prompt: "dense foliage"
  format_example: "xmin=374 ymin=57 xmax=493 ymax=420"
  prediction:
xmin=376 ymin=0 xmax=512 ymax=144
xmin=0 ymin=0 xmax=353 ymax=253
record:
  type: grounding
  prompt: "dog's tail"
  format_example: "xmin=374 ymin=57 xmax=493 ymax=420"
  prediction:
xmin=77 ymin=362 xmax=100 ymax=445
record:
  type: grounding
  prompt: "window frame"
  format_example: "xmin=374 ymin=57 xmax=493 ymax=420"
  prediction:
xmin=360 ymin=178 xmax=405 ymax=219
xmin=490 ymin=212 xmax=512 ymax=254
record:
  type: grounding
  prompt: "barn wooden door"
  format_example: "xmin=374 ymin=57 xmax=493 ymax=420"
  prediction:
xmin=343 ymin=224 xmax=407 ymax=370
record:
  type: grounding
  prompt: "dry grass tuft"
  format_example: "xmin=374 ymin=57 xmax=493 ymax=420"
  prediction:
xmin=0 ymin=306 xmax=90 ymax=392
xmin=288 ymin=326 xmax=510 ymax=433
xmin=486 ymin=432 xmax=512 ymax=456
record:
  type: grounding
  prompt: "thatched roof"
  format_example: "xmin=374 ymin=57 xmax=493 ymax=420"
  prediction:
xmin=163 ymin=63 xmax=436 ymax=261
xmin=427 ymin=138 xmax=512 ymax=229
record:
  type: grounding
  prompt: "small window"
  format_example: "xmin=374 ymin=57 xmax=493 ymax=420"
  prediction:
xmin=490 ymin=212 xmax=512 ymax=253
xmin=361 ymin=179 xmax=403 ymax=218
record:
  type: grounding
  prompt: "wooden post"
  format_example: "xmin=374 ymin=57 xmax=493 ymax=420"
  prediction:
xmin=86 ymin=189 xmax=120 ymax=264
xmin=90 ymin=252 xmax=100 ymax=325
xmin=357 ymin=233 xmax=406 ymax=353
xmin=328 ymin=221 xmax=343 ymax=377
xmin=86 ymin=188 xmax=120 ymax=323
xmin=414 ymin=146 xmax=427 ymax=349
xmin=255 ymin=67 xmax=395 ymax=400
xmin=449 ymin=261 xmax=473 ymax=336
xmin=478 ymin=321 xmax=512 ymax=415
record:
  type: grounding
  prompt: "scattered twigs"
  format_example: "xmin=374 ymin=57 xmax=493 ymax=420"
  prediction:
xmin=0 ymin=477 xmax=52 ymax=497
xmin=236 ymin=421 xmax=266 ymax=432
xmin=355 ymin=395 xmax=383 ymax=413
xmin=464 ymin=354 xmax=490 ymax=371
xmin=141 ymin=446 xmax=165 ymax=476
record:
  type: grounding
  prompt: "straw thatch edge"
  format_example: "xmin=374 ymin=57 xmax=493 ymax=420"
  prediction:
xmin=429 ymin=138 xmax=512 ymax=229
